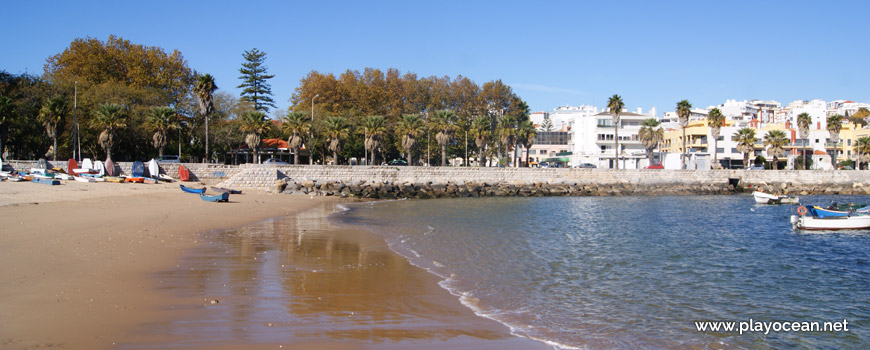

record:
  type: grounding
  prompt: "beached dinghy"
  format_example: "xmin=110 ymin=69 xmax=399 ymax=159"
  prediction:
xmin=199 ymin=192 xmax=229 ymax=202
xmin=180 ymin=184 xmax=206 ymax=194
xmin=211 ymin=187 xmax=243 ymax=194
xmin=157 ymin=174 xmax=174 ymax=182
xmin=178 ymin=165 xmax=191 ymax=181
xmin=74 ymin=176 xmax=96 ymax=183
xmin=31 ymin=177 xmax=60 ymax=185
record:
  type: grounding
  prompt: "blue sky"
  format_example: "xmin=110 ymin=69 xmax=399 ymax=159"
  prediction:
xmin=2 ymin=0 xmax=867 ymax=116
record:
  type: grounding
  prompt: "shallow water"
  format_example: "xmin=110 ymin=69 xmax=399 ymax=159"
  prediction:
xmin=129 ymin=203 xmax=546 ymax=349
xmin=339 ymin=195 xmax=870 ymax=349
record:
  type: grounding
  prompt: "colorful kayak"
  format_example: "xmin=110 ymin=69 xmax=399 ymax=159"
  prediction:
xmin=211 ymin=187 xmax=243 ymax=194
xmin=180 ymin=184 xmax=206 ymax=194
xmin=179 ymin=165 xmax=190 ymax=181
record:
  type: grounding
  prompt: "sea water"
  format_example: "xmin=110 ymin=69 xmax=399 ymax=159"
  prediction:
xmin=336 ymin=195 xmax=870 ymax=349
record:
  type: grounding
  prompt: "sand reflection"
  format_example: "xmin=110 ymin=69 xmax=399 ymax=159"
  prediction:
xmin=128 ymin=203 xmax=539 ymax=349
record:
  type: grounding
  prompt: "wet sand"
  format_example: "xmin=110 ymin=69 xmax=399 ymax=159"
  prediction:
xmin=0 ymin=181 xmax=547 ymax=349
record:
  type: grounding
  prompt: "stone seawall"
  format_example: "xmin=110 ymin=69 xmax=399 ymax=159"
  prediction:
xmin=216 ymin=165 xmax=870 ymax=198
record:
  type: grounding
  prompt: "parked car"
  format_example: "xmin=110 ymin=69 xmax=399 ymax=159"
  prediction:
xmin=155 ymin=155 xmax=180 ymax=163
xmin=644 ymin=163 xmax=664 ymax=169
xmin=748 ymin=165 xmax=765 ymax=170
xmin=574 ymin=163 xmax=596 ymax=168
xmin=388 ymin=159 xmax=408 ymax=166
xmin=263 ymin=158 xmax=289 ymax=165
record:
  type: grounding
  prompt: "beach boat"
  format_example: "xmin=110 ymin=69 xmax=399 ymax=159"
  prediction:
xmin=199 ymin=192 xmax=229 ymax=202
xmin=143 ymin=178 xmax=158 ymax=184
xmin=124 ymin=176 xmax=145 ymax=183
xmin=211 ymin=187 xmax=243 ymax=195
xmin=157 ymin=174 xmax=174 ymax=182
xmin=791 ymin=213 xmax=870 ymax=230
xmin=74 ymin=176 xmax=96 ymax=183
xmin=180 ymin=184 xmax=206 ymax=194
xmin=178 ymin=165 xmax=191 ymax=181
xmin=93 ymin=160 xmax=106 ymax=176
xmin=752 ymin=191 xmax=799 ymax=205
xmin=147 ymin=159 xmax=160 ymax=178
xmin=105 ymin=158 xmax=118 ymax=176
xmin=105 ymin=176 xmax=125 ymax=183
xmin=31 ymin=177 xmax=60 ymax=185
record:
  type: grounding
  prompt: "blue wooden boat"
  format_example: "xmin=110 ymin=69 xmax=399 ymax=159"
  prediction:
xmin=180 ymin=184 xmax=206 ymax=194
xmin=806 ymin=204 xmax=870 ymax=218
xmin=200 ymin=192 xmax=229 ymax=202
xmin=31 ymin=177 xmax=61 ymax=185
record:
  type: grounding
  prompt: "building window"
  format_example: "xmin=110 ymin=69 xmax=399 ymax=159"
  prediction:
xmin=731 ymin=148 xmax=738 ymax=153
xmin=541 ymin=150 xmax=547 ymax=155
xmin=717 ymin=148 xmax=725 ymax=153
xmin=718 ymin=136 xmax=724 ymax=141
xmin=528 ymin=150 xmax=536 ymax=155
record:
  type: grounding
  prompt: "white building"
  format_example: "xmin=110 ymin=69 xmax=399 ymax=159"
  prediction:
xmin=571 ymin=108 xmax=658 ymax=169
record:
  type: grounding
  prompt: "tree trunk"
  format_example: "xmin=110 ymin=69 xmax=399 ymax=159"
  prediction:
xmin=372 ymin=148 xmax=377 ymax=166
xmin=525 ymin=146 xmax=531 ymax=167
xmin=682 ymin=128 xmax=687 ymax=169
xmin=407 ymin=149 xmax=413 ymax=166
xmin=53 ymin=136 xmax=58 ymax=161
xmin=614 ymin=125 xmax=619 ymax=169
xmin=253 ymin=148 xmax=259 ymax=164
xmin=159 ymin=146 xmax=164 ymax=157
xmin=803 ymin=139 xmax=807 ymax=170
xmin=441 ymin=145 xmax=447 ymax=166
xmin=479 ymin=149 xmax=485 ymax=168
xmin=333 ymin=151 xmax=338 ymax=165
xmin=744 ymin=153 xmax=749 ymax=169
xmin=294 ymin=148 xmax=299 ymax=165
xmin=713 ymin=138 xmax=718 ymax=168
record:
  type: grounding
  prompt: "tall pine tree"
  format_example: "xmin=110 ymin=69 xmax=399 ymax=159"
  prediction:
xmin=237 ymin=48 xmax=276 ymax=112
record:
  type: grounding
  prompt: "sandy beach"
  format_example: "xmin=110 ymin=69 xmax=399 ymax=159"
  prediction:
xmin=0 ymin=180 xmax=546 ymax=349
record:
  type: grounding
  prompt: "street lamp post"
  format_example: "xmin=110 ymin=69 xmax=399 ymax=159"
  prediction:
xmin=310 ymin=94 xmax=319 ymax=165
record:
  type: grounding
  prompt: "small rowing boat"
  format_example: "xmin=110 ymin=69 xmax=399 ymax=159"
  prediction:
xmin=211 ymin=187 xmax=243 ymax=194
xmin=199 ymin=192 xmax=229 ymax=202
xmin=180 ymin=184 xmax=206 ymax=194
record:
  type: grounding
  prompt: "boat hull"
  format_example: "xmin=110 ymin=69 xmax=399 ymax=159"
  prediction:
xmin=753 ymin=191 xmax=798 ymax=204
xmin=200 ymin=192 xmax=229 ymax=202
xmin=180 ymin=184 xmax=206 ymax=194
xmin=792 ymin=214 xmax=870 ymax=230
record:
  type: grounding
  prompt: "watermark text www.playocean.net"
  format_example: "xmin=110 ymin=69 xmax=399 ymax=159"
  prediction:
xmin=695 ymin=319 xmax=849 ymax=335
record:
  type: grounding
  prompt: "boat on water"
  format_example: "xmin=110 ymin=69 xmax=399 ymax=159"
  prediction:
xmin=180 ymin=184 xmax=206 ymax=194
xmin=199 ymin=192 xmax=229 ymax=202
xmin=752 ymin=190 xmax=799 ymax=204
xmin=792 ymin=205 xmax=870 ymax=230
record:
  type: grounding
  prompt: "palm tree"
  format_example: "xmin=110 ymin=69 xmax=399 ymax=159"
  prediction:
xmin=734 ymin=128 xmax=757 ymax=169
xmin=796 ymin=112 xmax=812 ymax=169
xmin=639 ymin=118 xmax=663 ymax=165
xmin=827 ymin=114 xmax=843 ymax=168
xmin=146 ymin=106 xmax=179 ymax=157
xmin=323 ymin=116 xmax=350 ymax=164
xmin=763 ymin=130 xmax=788 ymax=170
xmin=707 ymin=108 xmax=725 ymax=169
xmin=517 ymin=120 xmax=536 ymax=167
xmin=239 ymin=111 xmax=271 ymax=164
xmin=195 ymin=74 xmax=218 ymax=162
xmin=607 ymin=95 xmax=624 ymax=169
xmin=856 ymin=136 xmax=870 ymax=170
xmin=281 ymin=112 xmax=309 ymax=165
xmin=37 ymin=96 xmax=68 ymax=161
xmin=397 ymin=114 xmax=424 ymax=166
xmin=430 ymin=110 xmax=457 ymax=166
xmin=497 ymin=114 xmax=516 ymax=167
xmin=470 ymin=115 xmax=490 ymax=167
xmin=91 ymin=103 xmax=128 ymax=161
xmin=676 ymin=100 xmax=692 ymax=169
xmin=361 ymin=115 xmax=387 ymax=165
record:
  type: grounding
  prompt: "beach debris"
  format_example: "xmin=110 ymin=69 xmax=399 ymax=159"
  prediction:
xmin=205 ymin=298 xmax=219 ymax=305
